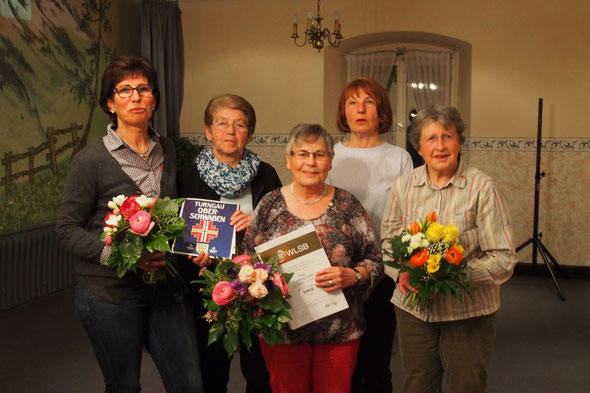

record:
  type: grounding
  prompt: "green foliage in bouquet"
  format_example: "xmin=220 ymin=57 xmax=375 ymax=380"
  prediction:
xmin=194 ymin=254 xmax=293 ymax=357
xmin=383 ymin=211 xmax=470 ymax=310
xmin=100 ymin=195 xmax=185 ymax=279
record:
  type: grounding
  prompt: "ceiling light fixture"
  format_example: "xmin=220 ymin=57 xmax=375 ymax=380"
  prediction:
xmin=291 ymin=0 xmax=343 ymax=52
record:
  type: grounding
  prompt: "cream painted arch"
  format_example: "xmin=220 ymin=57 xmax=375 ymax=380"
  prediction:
xmin=323 ymin=31 xmax=472 ymax=140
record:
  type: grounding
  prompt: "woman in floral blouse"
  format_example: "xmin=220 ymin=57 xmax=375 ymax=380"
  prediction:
xmin=242 ymin=123 xmax=383 ymax=393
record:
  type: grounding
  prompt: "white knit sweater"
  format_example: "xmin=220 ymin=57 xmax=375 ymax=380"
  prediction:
xmin=327 ymin=141 xmax=413 ymax=242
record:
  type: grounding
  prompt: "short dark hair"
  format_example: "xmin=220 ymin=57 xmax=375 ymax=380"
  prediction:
xmin=408 ymin=105 xmax=466 ymax=150
xmin=99 ymin=56 xmax=160 ymax=126
xmin=336 ymin=77 xmax=393 ymax=134
xmin=203 ymin=94 xmax=257 ymax=137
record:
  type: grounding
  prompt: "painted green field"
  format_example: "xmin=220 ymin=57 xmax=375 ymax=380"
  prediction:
xmin=0 ymin=160 xmax=70 ymax=234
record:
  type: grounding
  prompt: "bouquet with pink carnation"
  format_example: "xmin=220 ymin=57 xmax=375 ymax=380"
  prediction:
xmin=100 ymin=194 xmax=186 ymax=283
xmin=195 ymin=254 xmax=293 ymax=356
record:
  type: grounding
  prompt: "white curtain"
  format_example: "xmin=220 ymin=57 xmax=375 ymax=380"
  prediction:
xmin=345 ymin=51 xmax=397 ymax=86
xmin=405 ymin=50 xmax=452 ymax=110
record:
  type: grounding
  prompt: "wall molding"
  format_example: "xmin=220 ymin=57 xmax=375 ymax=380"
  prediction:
xmin=181 ymin=133 xmax=590 ymax=152
xmin=465 ymin=137 xmax=590 ymax=152
xmin=181 ymin=133 xmax=345 ymax=147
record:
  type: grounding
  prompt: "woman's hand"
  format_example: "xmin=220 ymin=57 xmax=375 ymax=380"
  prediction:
xmin=230 ymin=210 xmax=251 ymax=232
xmin=138 ymin=250 xmax=166 ymax=272
xmin=188 ymin=251 xmax=213 ymax=268
xmin=398 ymin=271 xmax=419 ymax=295
xmin=315 ymin=266 xmax=360 ymax=292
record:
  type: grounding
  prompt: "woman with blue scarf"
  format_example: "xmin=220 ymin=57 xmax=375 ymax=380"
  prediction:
xmin=177 ymin=94 xmax=282 ymax=393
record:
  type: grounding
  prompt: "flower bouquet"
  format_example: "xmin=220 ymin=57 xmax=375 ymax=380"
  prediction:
xmin=194 ymin=254 xmax=293 ymax=357
xmin=100 ymin=194 xmax=186 ymax=283
xmin=382 ymin=211 xmax=469 ymax=310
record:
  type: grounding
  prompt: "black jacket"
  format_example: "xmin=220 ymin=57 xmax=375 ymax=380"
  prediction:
xmin=176 ymin=160 xmax=282 ymax=286
xmin=176 ymin=160 xmax=282 ymax=248
xmin=56 ymin=136 xmax=177 ymax=303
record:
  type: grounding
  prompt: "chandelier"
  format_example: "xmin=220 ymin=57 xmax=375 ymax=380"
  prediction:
xmin=291 ymin=0 xmax=343 ymax=52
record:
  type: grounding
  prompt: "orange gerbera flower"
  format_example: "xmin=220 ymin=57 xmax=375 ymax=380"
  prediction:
xmin=410 ymin=249 xmax=429 ymax=267
xmin=427 ymin=211 xmax=437 ymax=223
xmin=445 ymin=247 xmax=464 ymax=265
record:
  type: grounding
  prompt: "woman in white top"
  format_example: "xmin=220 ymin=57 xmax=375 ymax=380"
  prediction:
xmin=327 ymin=77 xmax=412 ymax=393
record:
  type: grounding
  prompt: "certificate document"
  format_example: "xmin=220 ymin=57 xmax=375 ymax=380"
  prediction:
xmin=255 ymin=224 xmax=349 ymax=330
xmin=172 ymin=198 xmax=238 ymax=258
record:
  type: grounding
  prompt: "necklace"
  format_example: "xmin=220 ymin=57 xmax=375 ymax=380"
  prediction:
xmin=290 ymin=183 xmax=327 ymax=205
xmin=133 ymin=147 xmax=149 ymax=159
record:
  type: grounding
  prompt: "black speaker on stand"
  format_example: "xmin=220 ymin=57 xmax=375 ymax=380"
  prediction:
xmin=515 ymin=98 xmax=566 ymax=300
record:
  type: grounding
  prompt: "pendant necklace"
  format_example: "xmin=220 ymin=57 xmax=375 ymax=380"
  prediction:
xmin=290 ymin=183 xmax=327 ymax=205
xmin=133 ymin=146 xmax=149 ymax=159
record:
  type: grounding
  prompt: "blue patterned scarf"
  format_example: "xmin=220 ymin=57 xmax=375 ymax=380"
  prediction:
xmin=197 ymin=148 xmax=261 ymax=197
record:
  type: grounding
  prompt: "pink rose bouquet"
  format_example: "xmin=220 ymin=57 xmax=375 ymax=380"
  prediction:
xmin=100 ymin=194 xmax=186 ymax=283
xmin=195 ymin=254 xmax=293 ymax=356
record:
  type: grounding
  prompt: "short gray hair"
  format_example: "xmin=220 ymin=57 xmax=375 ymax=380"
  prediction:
xmin=285 ymin=124 xmax=335 ymax=155
xmin=203 ymin=94 xmax=256 ymax=137
xmin=408 ymin=105 xmax=466 ymax=150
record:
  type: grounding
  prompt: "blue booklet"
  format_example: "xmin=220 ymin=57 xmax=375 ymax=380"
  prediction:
xmin=172 ymin=198 xmax=238 ymax=258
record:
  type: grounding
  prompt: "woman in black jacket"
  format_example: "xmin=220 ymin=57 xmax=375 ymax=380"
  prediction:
xmin=177 ymin=94 xmax=282 ymax=393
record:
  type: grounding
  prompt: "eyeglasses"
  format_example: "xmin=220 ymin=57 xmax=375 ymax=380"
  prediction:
xmin=290 ymin=150 xmax=332 ymax=162
xmin=211 ymin=121 xmax=249 ymax=133
xmin=113 ymin=84 xmax=153 ymax=98
xmin=420 ymin=133 xmax=458 ymax=147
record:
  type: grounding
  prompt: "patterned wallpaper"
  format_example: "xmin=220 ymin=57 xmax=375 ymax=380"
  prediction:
xmin=465 ymin=138 xmax=590 ymax=152
xmin=185 ymin=133 xmax=590 ymax=152
xmin=182 ymin=133 xmax=590 ymax=268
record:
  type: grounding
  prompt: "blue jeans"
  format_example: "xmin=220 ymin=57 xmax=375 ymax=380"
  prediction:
xmin=75 ymin=284 xmax=204 ymax=393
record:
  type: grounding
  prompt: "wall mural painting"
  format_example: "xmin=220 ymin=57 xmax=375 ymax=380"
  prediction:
xmin=0 ymin=0 xmax=128 ymax=233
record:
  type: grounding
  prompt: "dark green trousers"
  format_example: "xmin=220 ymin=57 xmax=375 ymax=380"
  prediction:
xmin=395 ymin=306 xmax=498 ymax=393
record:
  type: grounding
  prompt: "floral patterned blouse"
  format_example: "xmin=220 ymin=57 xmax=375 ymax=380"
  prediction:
xmin=242 ymin=187 xmax=383 ymax=345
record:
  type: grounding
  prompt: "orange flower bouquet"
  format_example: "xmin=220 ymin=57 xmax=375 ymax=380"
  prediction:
xmin=382 ymin=211 xmax=469 ymax=310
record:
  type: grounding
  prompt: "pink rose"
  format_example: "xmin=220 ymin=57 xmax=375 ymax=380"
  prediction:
xmin=119 ymin=196 xmax=141 ymax=218
xmin=129 ymin=210 xmax=155 ymax=236
xmin=232 ymin=254 xmax=252 ymax=267
xmin=212 ymin=281 xmax=236 ymax=305
xmin=272 ymin=273 xmax=289 ymax=297
xmin=105 ymin=234 xmax=113 ymax=246
xmin=248 ymin=281 xmax=268 ymax=299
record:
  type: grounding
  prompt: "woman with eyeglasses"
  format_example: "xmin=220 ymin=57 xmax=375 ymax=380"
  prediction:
xmin=326 ymin=77 xmax=413 ymax=393
xmin=381 ymin=105 xmax=516 ymax=393
xmin=177 ymin=94 xmax=282 ymax=393
xmin=56 ymin=56 xmax=204 ymax=392
xmin=242 ymin=124 xmax=383 ymax=393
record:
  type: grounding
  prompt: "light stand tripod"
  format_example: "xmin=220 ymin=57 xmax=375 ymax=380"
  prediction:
xmin=515 ymin=98 xmax=566 ymax=300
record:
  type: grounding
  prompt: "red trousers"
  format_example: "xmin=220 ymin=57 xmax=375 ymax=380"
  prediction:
xmin=259 ymin=338 xmax=360 ymax=393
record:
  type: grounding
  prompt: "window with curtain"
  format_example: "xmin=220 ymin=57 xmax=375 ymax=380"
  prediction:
xmin=405 ymin=50 xmax=453 ymax=110
xmin=345 ymin=48 xmax=456 ymax=164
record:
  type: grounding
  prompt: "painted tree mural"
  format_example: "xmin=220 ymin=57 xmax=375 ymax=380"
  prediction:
xmin=0 ymin=0 xmax=137 ymax=232
xmin=74 ymin=0 xmax=113 ymax=149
